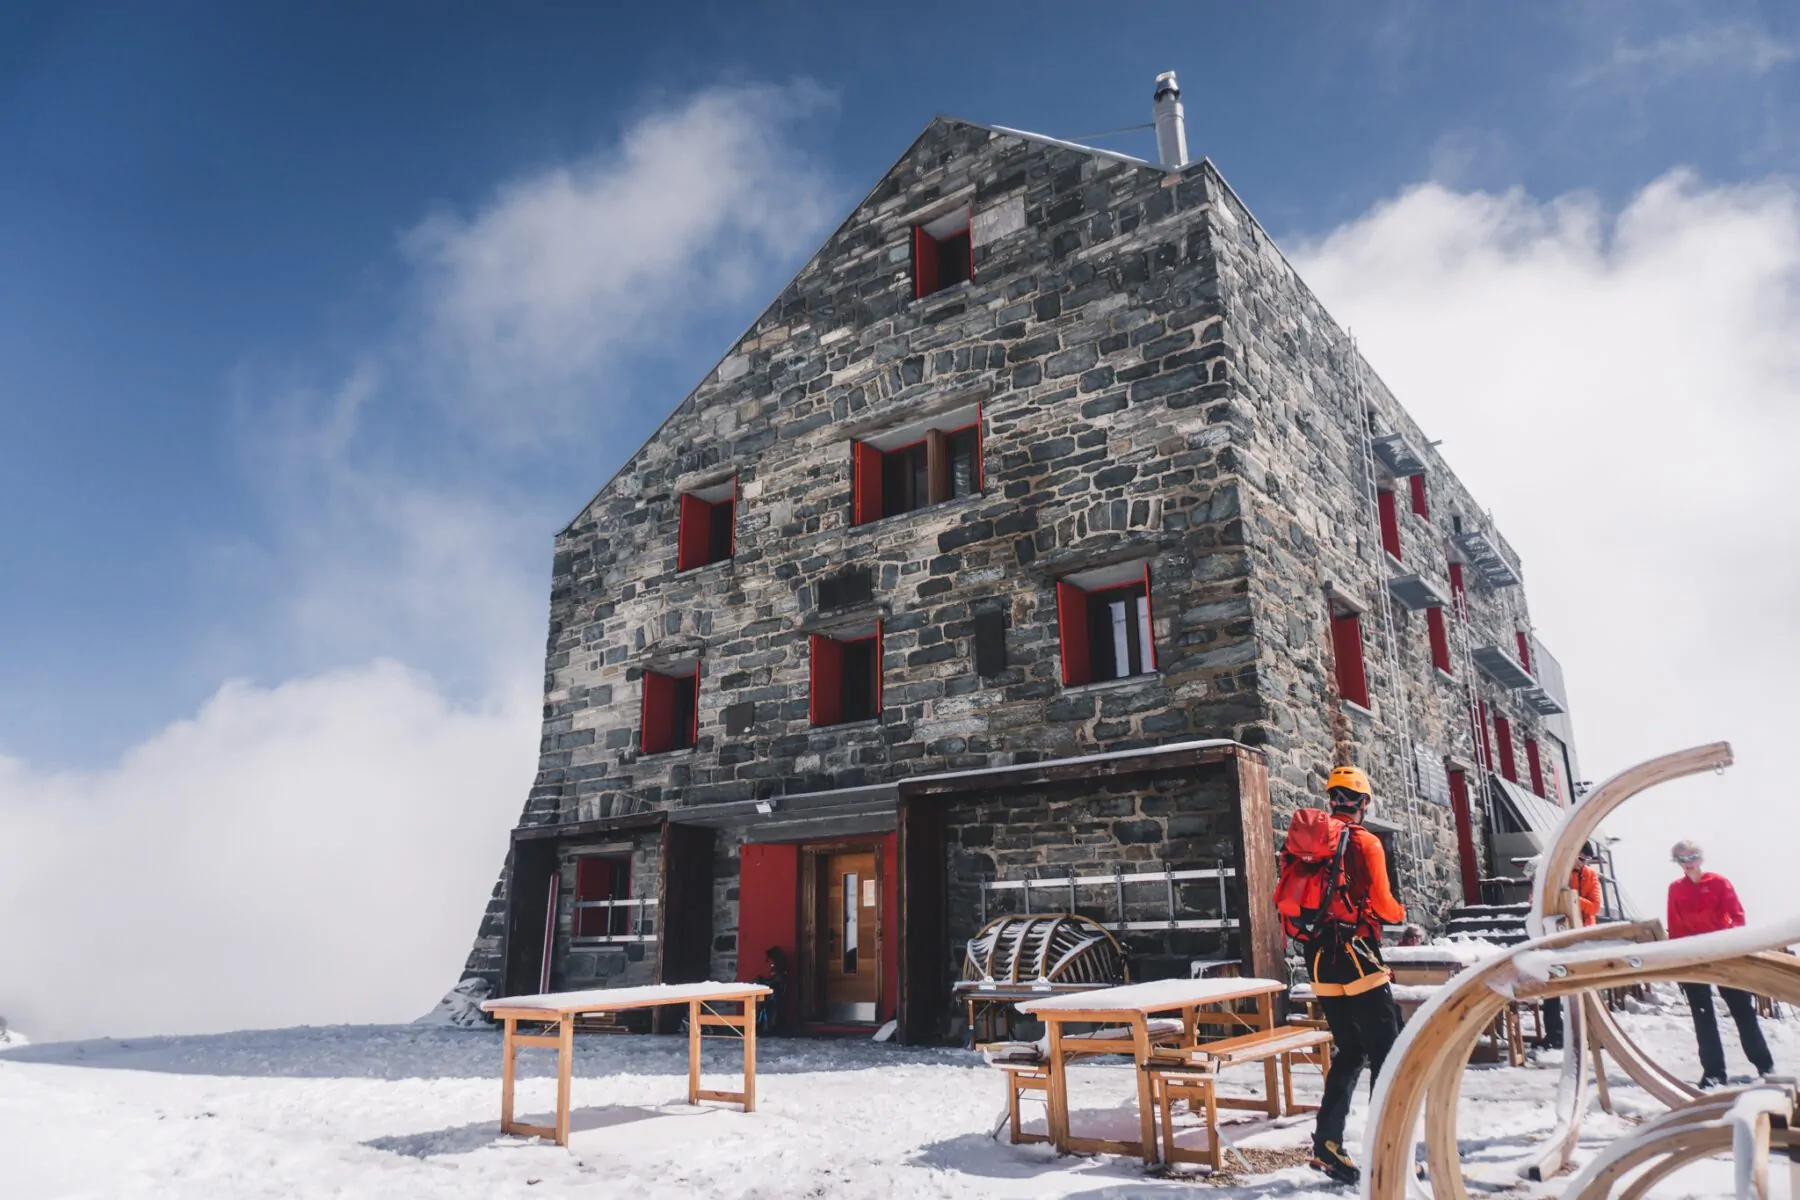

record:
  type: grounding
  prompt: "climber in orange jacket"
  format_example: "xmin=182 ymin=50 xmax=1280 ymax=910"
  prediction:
xmin=1536 ymin=846 xmax=1603 ymax=1050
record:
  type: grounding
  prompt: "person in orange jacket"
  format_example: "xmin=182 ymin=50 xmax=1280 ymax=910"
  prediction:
xmin=1535 ymin=845 xmax=1604 ymax=1050
xmin=1667 ymin=840 xmax=1774 ymax=1086
xmin=1299 ymin=765 xmax=1406 ymax=1186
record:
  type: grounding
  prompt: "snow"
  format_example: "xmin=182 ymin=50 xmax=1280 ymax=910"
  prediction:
xmin=1384 ymin=940 xmax=1505 ymax=965
xmin=1016 ymin=977 xmax=1286 ymax=1013
xmin=0 ymin=1026 xmax=27 ymax=1048
xmin=479 ymin=981 xmax=770 ymax=1014
xmin=0 ymin=987 xmax=1793 ymax=1197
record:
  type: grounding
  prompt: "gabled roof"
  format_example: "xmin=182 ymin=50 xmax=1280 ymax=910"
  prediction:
xmin=557 ymin=115 xmax=1192 ymax=536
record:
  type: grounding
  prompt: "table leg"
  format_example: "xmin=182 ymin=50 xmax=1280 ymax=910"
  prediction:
xmin=1046 ymin=1019 xmax=1068 ymax=1152
xmin=688 ymin=999 xmax=702 ymax=1105
xmin=500 ymin=1016 xmax=516 ymax=1133
xmin=1132 ymin=1018 xmax=1158 ymax=1166
xmin=743 ymin=995 xmax=758 ymax=1113
xmin=1258 ymin=994 xmax=1280 ymax=1117
xmin=555 ymin=1015 xmax=574 ymax=1146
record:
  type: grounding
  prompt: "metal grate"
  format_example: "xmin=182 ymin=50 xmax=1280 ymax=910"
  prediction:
xmin=976 ymin=865 xmax=1238 ymax=933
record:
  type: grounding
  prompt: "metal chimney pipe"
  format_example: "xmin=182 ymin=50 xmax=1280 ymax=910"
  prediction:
xmin=1153 ymin=71 xmax=1188 ymax=169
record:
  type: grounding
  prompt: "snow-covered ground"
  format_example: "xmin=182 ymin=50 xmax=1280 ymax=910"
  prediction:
xmin=0 ymin=986 xmax=1792 ymax=1198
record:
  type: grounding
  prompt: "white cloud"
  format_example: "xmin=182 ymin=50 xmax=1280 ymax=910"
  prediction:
xmin=1574 ymin=22 xmax=1800 ymax=90
xmin=0 ymin=663 xmax=536 ymax=1041
xmin=1291 ymin=171 xmax=1800 ymax=927
xmin=403 ymin=80 xmax=838 ymax=440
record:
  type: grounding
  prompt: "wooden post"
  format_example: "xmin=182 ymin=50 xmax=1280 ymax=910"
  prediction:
xmin=742 ymin=995 xmax=758 ymax=1113
xmin=1257 ymin=992 xmax=1280 ymax=1117
xmin=500 ymin=1016 xmax=517 ymax=1132
xmin=1232 ymin=750 xmax=1286 ymax=991
xmin=1132 ymin=1017 xmax=1157 ymax=1165
xmin=1046 ymin=1017 xmax=1068 ymax=1150
xmin=555 ymin=1015 xmax=574 ymax=1146
xmin=688 ymin=999 xmax=702 ymax=1105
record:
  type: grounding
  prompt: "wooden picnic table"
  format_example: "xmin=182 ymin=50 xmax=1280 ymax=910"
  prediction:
xmin=481 ymin=980 xmax=770 ymax=1147
xmin=1016 ymin=976 xmax=1289 ymax=1164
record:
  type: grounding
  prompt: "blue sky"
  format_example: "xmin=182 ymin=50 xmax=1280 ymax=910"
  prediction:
xmin=3 ymin=3 xmax=1800 ymax=1036
xmin=5 ymin=0 xmax=1796 ymax=766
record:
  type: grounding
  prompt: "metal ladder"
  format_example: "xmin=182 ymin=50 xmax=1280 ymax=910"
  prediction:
xmin=1347 ymin=337 xmax=1427 ymax=900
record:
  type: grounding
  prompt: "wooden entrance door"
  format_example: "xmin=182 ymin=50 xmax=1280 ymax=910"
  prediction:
xmin=814 ymin=848 xmax=880 ymax=1023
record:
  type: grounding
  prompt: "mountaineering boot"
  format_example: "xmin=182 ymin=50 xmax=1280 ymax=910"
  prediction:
xmin=1696 ymin=1074 xmax=1728 ymax=1089
xmin=1309 ymin=1140 xmax=1361 ymax=1185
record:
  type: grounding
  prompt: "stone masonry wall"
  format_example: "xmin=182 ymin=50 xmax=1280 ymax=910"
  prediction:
xmin=1196 ymin=164 xmax=1550 ymax=925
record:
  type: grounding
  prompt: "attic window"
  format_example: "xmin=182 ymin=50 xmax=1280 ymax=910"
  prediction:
xmin=640 ymin=665 xmax=699 ymax=754
xmin=677 ymin=479 xmax=735 ymax=572
xmin=1057 ymin=561 xmax=1157 ymax=687
xmin=810 ymin=624 xmax=882 ymax=726
xmin=914 ymin=208 xmax=972 ymax=298
xmin=851 ymin=404 xmax=982 ymax=524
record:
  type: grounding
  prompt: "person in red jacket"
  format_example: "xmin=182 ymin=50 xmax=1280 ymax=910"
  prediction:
xmin=1667 ymin=840 xmax=1774 ymax=1086
xmin=1536 ymin=845 xmax=1605 ymax=1050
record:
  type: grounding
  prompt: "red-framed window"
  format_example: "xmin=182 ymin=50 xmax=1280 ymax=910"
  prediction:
xmin=1448 ymin=561 xmax=1467 ymax=611
xmin=640 ymin=667 xmax=699 ymax=754
xmin=1329 ymin=603 xmax=1371 ymax=708
xmin=1493 ymin=714 xmax=1518 ymax=782
xmin=810 ymin=623 xmax=882 ymax=725
xmin=1515 ymin=630 xmax=1533 ymax=675
xmin=1426 ymin=605 xmax=1452 ymax=674
xmin=1378 ymin=489 xmax=1402 ymax=561
xmin=677 ymin=479 xmax=735 ymax=572
xmin=852 ymin=406 xmax=982 ymax=525
xmin=1524 ymin=737 xmax=1545 ymax=797
xmin=574 ymin=855 xmax=631 ymax=939
xmin=914 ymin=208 xmax=972 ymax=298
xmin=1056 ymin=563 xmax=1157 ymax=687
xmin=1409 ymin=473 xmax=1429 ymax=518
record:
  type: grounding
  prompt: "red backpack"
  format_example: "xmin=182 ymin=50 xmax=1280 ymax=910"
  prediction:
xmin=1274 ymin=808 xmax=1355 ymax=942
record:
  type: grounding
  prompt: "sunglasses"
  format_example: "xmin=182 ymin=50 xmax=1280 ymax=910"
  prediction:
xmin=1674 ymin=854 xmax=1702 ymax=864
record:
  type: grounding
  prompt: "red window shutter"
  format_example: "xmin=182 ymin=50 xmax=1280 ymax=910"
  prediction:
xmin=1426 ymin=605 xmax=1452 ymax=673
xmin=1140 ymin=564 xmax=1158 ymax=670
xmin=690 ymin=666 xmax=701 ymax=748
xmin=677 ymin=493 xmax=710 ymax=572
xmin=1378 ymin=489 xmax=1402 ymax=561
xmin=1056 ymin=581 xmax=1091 ymax=686
xmin=727 ymin=478 xmax=738 ymax=558
xmin=1525 ymin=737 xmax=1544 ymax=797
xmin=1409 ymin=473 xmax=1429 ymax=518
xmin=1515 ymin=631 xmax=1533 ymax=674
xmin=852 ymin=441 xmax=883 ymax=525
xmin=1447 ymin=770 xmax=1480 ymax=904
xmin=1494 ymin=716 xmax=1517 ymax=782
xmin=974 ymin=402 xmax=985 ymax=493
xmin=873 ymin=619 xmax=884 ymax=716
xmin=1476 ymin=699 xmax=1494 ymax=770
xmin=1448 ymin=561 xmax=1466 ymax=608
xmin=926 ymin=427 xmax=950 ymax=504
xmin=1330 ymin=611 xmax=1370 ymax=707
xmin=914 ymin=227 xmax=938 ymax=298
xmin=809 ymin=634 xmax=843 ymax=726
xmin=642 ymin=672 xmax=674 ymax=754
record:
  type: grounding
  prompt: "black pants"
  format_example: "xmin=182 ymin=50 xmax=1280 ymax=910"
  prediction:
xmin=1309 ymin=936 xmax=1402 ymax=1150
xmin=1683 ymin=982 xmax=1774 ymax=1079
xmin=1540 ymin=997 xmax=1564 ymax=1048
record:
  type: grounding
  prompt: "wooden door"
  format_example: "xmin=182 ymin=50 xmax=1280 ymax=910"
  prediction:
xmin=821 ymin=849 xmax=880 ymax=1023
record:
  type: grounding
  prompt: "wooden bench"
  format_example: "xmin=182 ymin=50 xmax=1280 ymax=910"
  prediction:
xmin=1141 ymin=1025 xmax=1334 ymax=1170
xmin=979 ymin=1044 xmax=1053 ymax=1145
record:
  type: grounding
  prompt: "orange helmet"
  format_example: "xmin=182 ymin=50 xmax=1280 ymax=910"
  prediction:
xmin=1327 ymin=765 xmax=1373 ymax=807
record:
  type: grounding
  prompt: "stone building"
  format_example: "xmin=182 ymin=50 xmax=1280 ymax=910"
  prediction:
xmin=457 ymin=75 xmax=1578 ymax=1040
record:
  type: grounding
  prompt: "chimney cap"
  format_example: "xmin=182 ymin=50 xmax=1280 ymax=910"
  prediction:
xmin=1153 ymin=71 xmax=1180 ymax=101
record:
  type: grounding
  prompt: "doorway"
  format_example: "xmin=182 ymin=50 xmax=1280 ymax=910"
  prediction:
xmin=801 ymin=842 xmax=884 ymax=1025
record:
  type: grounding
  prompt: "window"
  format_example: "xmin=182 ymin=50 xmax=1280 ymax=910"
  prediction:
xmin=574 ymin=855 xmax=631 ymax=939
xmin=1515 ymin=630 xmax=1533 ymax=675
xmin=1426 ymin=605 xmax=1452 ymax=674
xmin=851 ymin=404 xmax=982 ymax=524
xmin=1409 ymin=473 xmax=1429 ymax=518
xmin=913 ymin=208 xmax=971 ymax=298
xmin=640 ymin=667 xmax=699 ymax=754
xmin=677 ymin=480 xmax=735 ymax=572
xmin=1448 ymin=561 xmax=1467 ymax=611
xmin=1330 ymin=605 xmax=1371 ymax=708
xmin=1057 ymin=562 xmax=1157 ymax=687
xmin=1476 ymin=699 xmax=1495 ymax=770
xmin=973 ymin=608 xmax=1007 ymax=678
xmin=810 ymin=624 xmax=882 ymax=725
xmin=1524 ymin=736 xmax=1545 ymax=797
xmin=1493 ymin=714 xmax=1518 ymax=782
xmin=1378 ymin=489 xmax=1403 ymax=562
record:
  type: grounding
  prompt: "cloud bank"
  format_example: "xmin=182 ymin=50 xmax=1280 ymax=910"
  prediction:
xmin=1290 ymin=171 xmax=1800 ymax=925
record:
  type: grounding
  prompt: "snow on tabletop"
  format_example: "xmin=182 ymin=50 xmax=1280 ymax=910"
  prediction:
xmin=1383 ymin=940 xmax=1503 ymax=965
xmin=480 ymin=980 xmax=771 ymax=1013
xmin=1015 ymin=976 xmax=1286 ymax=1013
